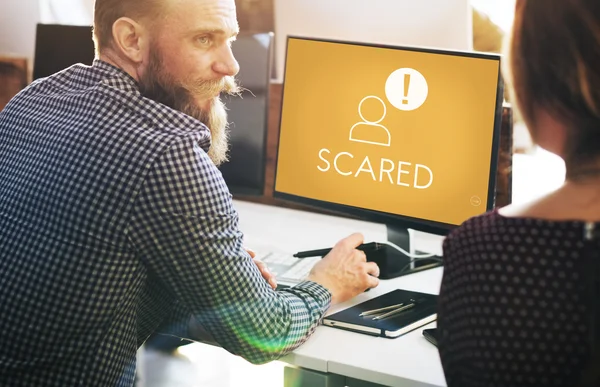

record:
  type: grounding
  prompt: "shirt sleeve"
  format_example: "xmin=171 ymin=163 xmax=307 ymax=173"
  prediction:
xmin=127 ymin=135 xmax=331 ymax=364
xmin=152 ymin=301 xmax=192 ymax=342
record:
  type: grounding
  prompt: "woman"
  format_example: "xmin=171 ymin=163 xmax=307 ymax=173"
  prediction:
xmin=437 ymin=1 xmax=600 ymax=386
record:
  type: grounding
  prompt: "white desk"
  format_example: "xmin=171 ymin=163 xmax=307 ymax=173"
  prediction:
xmin=233 ymin=149 xmax=566 ymax=387
xmin=291 ymin=269 xmax=444 ymax=387
xmin=236 ymin=200 xmax=445 ymax=387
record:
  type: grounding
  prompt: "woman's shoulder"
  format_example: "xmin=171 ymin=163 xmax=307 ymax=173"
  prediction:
xmin=444 ymin=207 xmax=587 ymax=254
xmin=445 ymin=209 xmax=505 ymax=244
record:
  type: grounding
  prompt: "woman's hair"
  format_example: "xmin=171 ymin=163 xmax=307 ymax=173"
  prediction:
xmin=506 ymin=0 xmax=600 ymax=170
xmin=92 ymin=0 xmax=164 ymax=56
xmin=507 ymin=2 xmax=600 ymax=385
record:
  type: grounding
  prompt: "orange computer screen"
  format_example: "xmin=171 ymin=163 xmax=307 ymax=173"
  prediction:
xmin=275 ymin=38 xmax=501 ymax=226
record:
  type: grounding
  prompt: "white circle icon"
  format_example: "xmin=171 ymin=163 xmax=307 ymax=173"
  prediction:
xmin=470 ymin=196 xmax=482 ymax=207
xmin=385 ymin=68 xmax=428 ymax=111
xmin=358 ymin=96 xmax=387 ymax=124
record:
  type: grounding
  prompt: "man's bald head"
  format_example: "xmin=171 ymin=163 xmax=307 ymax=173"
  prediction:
xmin=93 ymin=0 xmax=165 ymax=55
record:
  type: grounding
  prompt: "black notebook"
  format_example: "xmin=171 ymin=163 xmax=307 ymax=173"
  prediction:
xmin=323 ymin=289 xmax=437 ymax=338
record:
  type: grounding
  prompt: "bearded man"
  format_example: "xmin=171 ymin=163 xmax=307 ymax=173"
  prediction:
xmin=0 ymin=0 xmax=380 ymax=385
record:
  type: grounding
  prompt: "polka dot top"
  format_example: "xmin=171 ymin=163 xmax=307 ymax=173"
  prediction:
xmin=438 ymin=209 xmax=599 ymax=387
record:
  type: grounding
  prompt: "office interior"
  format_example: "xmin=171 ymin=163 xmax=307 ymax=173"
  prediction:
xmin=0 ymin=1 xmax=567 ymax=387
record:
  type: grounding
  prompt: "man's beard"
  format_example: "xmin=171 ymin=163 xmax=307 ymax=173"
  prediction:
xmin=138 ymin=47 xmax=240 ymax=166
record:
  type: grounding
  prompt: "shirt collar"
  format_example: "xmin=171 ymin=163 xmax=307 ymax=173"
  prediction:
xmin=92 ymin=59 xmax=140 ymax=92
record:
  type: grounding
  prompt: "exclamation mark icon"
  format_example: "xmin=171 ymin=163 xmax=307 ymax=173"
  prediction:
xmin=403 ymin=73 xmax=411 ymax=105
xmin=385 ymin=68 xmax=428 ymax=111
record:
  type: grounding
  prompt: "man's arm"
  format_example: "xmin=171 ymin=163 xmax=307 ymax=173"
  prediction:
xmin=128 ymin=135 xmax=331 ymax=364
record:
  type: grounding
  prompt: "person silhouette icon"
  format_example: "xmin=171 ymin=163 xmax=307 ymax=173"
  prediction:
xmin=349 ymin=96 xmax=391 ymax=147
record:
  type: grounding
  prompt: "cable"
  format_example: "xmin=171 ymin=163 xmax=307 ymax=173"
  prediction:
xmin=384 ymin=240 xmax=438 ymax=259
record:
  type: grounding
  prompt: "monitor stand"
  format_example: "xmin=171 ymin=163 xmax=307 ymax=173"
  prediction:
xmin=369 ymin=225 xmax=443 ymax=279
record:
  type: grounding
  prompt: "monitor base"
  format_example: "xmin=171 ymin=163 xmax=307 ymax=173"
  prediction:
xmin=367 ymin=225 xmax=442 ymax=279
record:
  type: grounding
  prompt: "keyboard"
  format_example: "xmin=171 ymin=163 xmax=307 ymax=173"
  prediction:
xmin=257 ymin=251 xmax=321 ymax=283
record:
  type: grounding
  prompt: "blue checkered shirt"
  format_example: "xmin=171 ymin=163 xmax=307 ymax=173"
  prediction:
xmin=0 ymin=60 xmax=331 ymax=386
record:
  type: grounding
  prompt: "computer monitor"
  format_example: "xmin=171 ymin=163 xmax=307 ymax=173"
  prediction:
xmin=274 ymin=37 xmax=503 ymax=277
xmin=33 ymin=24 xmax=272 ymax=196
xmin=273 ymin=0 xmax=473 ymax=81
xmin=33 ymin=24 xmax=95 ymax=80
xmin=218 ymin=32 xmax=273 ymax=195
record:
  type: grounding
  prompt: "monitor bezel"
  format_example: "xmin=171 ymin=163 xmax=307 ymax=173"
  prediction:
xmin=33 ymin=24 xmax=96 ymax=81
xmin=220 ymin=31 xmax=274 ymax=197
xmin=273 ymin=36 xmax=504 ymax=236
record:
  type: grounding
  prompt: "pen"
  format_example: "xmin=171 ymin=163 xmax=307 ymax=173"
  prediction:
xmin=293 ymin=242 xmax=380 ymax=258
xmin=372 ymin=303 xmax=415 ymax=320
xmin=359 ymin=303 xmax=404 ymax=317
xmin=293 ymin=247 xmax=331 ymax=258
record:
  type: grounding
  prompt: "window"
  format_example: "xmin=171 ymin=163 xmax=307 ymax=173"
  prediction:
xmin=39 ymin=0 xmax=93 ymax=25
xmin=471 ymin=0 xmax=516 ymax=32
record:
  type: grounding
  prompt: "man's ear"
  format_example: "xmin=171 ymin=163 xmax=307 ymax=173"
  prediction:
xmin=111 ymin=17 xmax=148 ymax=63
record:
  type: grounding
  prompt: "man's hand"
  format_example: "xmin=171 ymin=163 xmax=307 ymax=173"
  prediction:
xmin=246 ymin=247 xmax=277 ymax=290
xmin=306 ymin=233 xmax=380 ymax=305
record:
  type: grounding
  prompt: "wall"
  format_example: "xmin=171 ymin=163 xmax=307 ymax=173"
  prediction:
xmin=237 ymin=0 xmax=274 ymax=32
xmin=0 ymin=0 xmax=41 ymax=70
xmin=39 ymin=0 xmax=94 ymax=25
